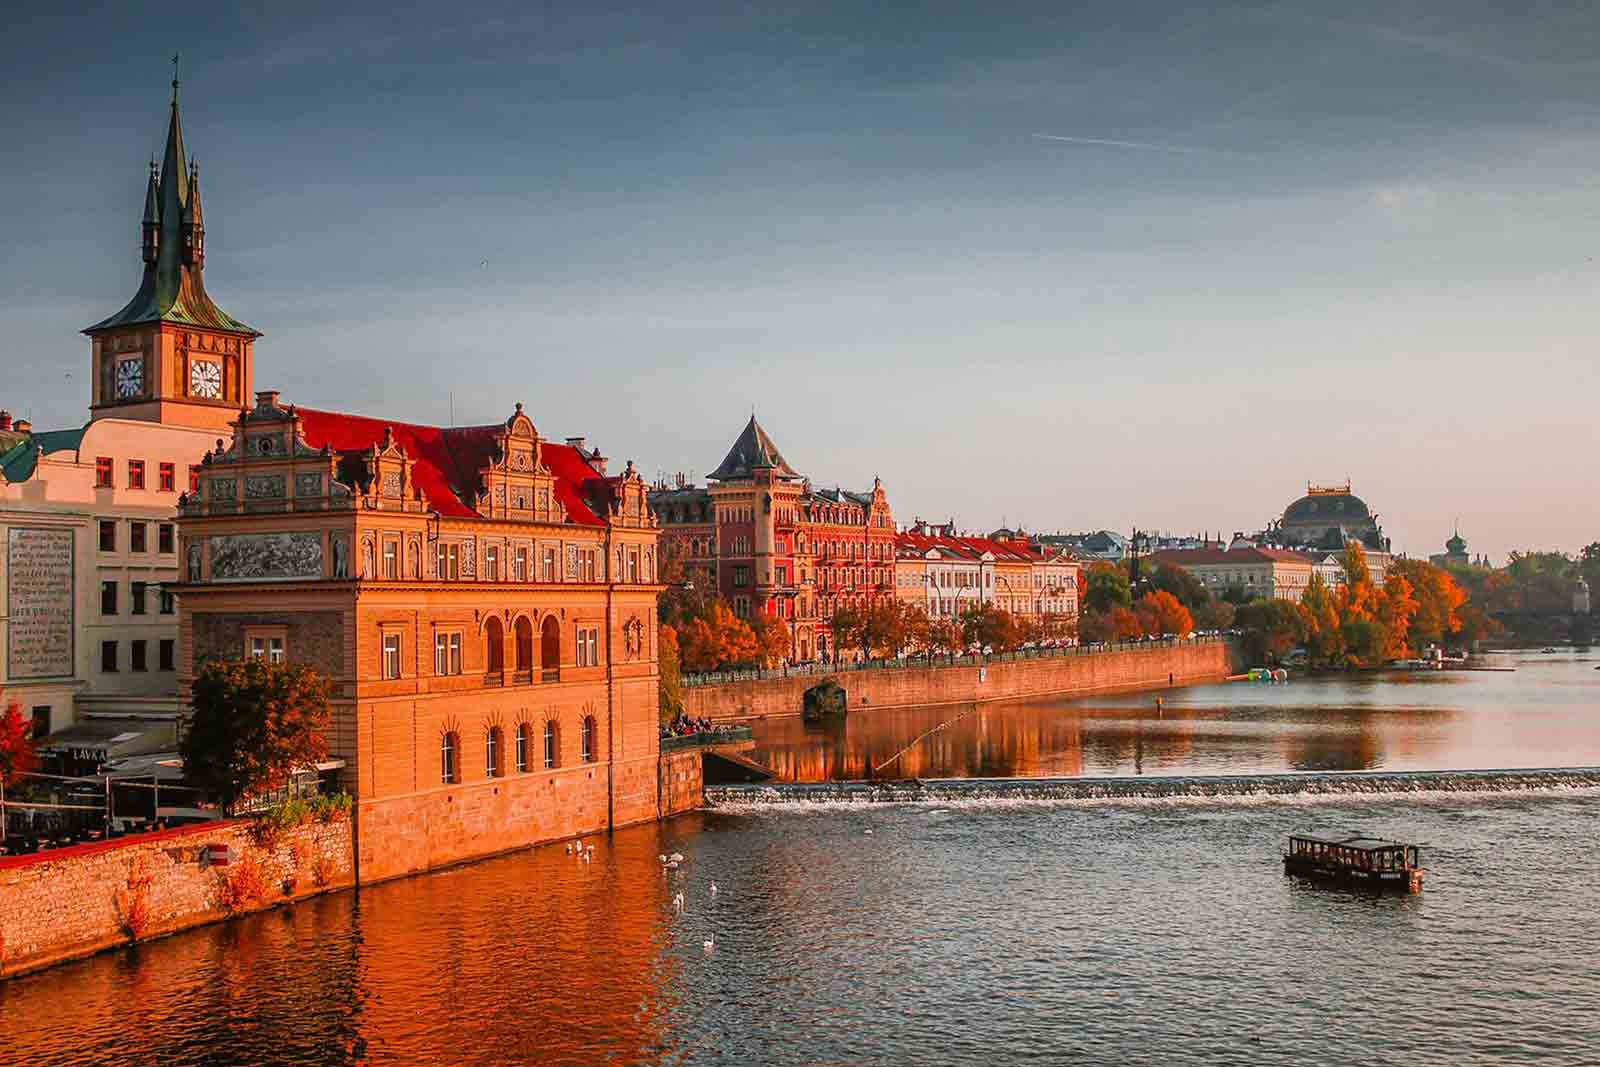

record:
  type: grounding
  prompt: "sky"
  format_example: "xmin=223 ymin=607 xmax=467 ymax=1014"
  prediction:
xmin=3 ymin=1 xmax=1597 ymax=565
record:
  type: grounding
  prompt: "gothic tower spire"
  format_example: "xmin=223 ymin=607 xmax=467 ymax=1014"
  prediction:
xmin=83 ymin=71 xmax=259 ymax=430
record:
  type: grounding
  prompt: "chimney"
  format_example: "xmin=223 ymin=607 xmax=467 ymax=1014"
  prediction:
xmin=0 ymin=410 xmax=11 ymax=431
xmin=255 ymin=390 xmax=281 ymax=410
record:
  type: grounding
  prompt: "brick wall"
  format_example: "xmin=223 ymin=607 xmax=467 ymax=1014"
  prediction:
xmin=0 ymin=817 xmax=353 ymax=980
xmin=658 ymin=750 xmax=704 ymax=818
xmin=190 ymin=610 xmax=347 ymax=677
xmin=681 ymin=640 xmax=1242 ymax=720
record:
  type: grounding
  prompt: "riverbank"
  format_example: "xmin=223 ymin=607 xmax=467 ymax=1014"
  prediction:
xmin=681 ymin=638 xmax=1240 ymax=721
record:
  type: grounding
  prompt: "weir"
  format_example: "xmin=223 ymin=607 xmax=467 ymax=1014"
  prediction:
xmin=705 ymin=766 xmax=1600 ymax=806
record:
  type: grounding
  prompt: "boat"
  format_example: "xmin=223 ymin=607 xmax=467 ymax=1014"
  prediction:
xmin=1283 ymin=832 xmax=1423 ymax=893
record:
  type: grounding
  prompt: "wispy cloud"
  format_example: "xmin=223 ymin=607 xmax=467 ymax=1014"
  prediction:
xmin=1032 ymin=133 xmax=1261 ymax=161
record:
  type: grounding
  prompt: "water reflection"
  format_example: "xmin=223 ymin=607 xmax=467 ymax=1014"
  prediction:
xmin=750 ymin=651 xmax=1600 ymax=781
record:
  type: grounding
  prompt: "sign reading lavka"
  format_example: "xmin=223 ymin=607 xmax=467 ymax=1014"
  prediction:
xmin=7 ymin=526 xmax=75 ymax=679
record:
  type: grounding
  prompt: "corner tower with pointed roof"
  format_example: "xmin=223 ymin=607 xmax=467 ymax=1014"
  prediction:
xmin=84 ymin=74 xmax=260 ymax=430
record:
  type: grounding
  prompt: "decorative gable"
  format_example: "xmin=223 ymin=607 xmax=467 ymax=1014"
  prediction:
xmin=475 ymin=403 xmax=567 ymax=523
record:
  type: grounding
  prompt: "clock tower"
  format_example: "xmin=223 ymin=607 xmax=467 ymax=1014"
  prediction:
xmin=84 ymin=75 xmax=259 ymax=431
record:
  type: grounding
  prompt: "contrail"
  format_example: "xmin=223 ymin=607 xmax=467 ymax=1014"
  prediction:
xmin=1032 ymin=133 xmax=1257 ymax=160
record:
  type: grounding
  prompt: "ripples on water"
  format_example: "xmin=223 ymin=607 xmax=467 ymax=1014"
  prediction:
xmin=5 ymin=788 xmax=1600 ymax=1066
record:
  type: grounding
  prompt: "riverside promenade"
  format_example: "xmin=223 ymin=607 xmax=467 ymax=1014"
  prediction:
xmin=679 ymin=636 xmax=1239 ymax=721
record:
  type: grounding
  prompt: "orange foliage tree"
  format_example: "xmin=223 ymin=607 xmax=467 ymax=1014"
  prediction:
xmin=0 ymin=700 xmax=38 ymax=788
xmin=677 ymin=600 xmax=762 ymax=673
xmin=1135 ymin=590 xmax=1194 ymax=637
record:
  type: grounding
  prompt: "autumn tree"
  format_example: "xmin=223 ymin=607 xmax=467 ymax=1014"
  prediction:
xmin=747 ymin=611 xmax=793 ymax=668
xmin=925 ymin=617 xmax=964 ymax=659
xmin=1148 ymin=564 xmax=1210 ymax=610
xmin=1135 ymin=590 xmax=1194 ymax=637
xmin=1299 ymin=571 xmax=1344 ymax=666
xmin=658 ymin=624 xmax=684 ymax=723
xmin=677 ymin=600 xmax=760 ymax=672
xmin=0 ymin=700 xmax=38 ymax=789
xmin=827 ymin=604 xmax=866 ymax=662
xmin=1192 ymin=598 xmax=1235 ymax=633
xmin=959 ymin=603 xmax=1021 ymax=651
xmin=1389 ymin=559 xmax=1466 ymax=647
xmin=181 ymin=660 xmax=333 ymax=814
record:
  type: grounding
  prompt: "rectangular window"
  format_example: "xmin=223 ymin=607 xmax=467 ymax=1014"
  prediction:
xmin=382 ymin=632 xmax=401 ymax=678
xmin=575 ymin=626 xmax=601 ymax=667
xmin=159 ymin=588 xmax=175 ymax=615
xmin=29 ymin=705 xmax=50 ymax=740
xmin=484 ymin=545 xmax=499 ymax=581
xmin=159 ymin=638 xmax=175 ymax=671
xmin=159 ymin=462 xmax=176 ymax=492
xmin=189 ymin=465 xmax=202 ymax=493
xmin=382 ymin=540 xmax=398 ymax=580
xmin=541 ymin=547 xmax=557 ymax=582
xmin=95 ymin=456 xmax=113 ymax=488
xmin=434 ymin=632 xmax=463 ymax=676
xmin=514 ymin=547 xmax=528 ymax=582
xmin=130 ymin=639 xmax=147 ymax=672
xmin=101 ymin=580 xmax=117 ymax=615
xmin=99 ymin=520 xmax=116 ymax=552
xmin=130 ymin=521 xmax=147 ymax=553
xmin=437 ymin=542 xmax=460 ymax=580
xmin=627 ymin=550 xmax=638 ymax=583
xmin=248 ymin=634 xmax=285 ymax=663
xmin=130 ymin=581 xmax=147 ymax=615
xmin=159 ymin=523 xmax=175 ymax=553
xmin=101 ymin=640 xmax=118 ymax=672
xmin=128 ymin=460 xmax=145 ymax=490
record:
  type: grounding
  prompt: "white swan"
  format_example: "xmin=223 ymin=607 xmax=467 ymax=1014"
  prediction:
xmin=669 ymin=852 xmax=685 ymax=863
xmin=702 ymin=939 xmax=714 ymax=952
xmin=709 ymin=882 xmax=718 ymax=896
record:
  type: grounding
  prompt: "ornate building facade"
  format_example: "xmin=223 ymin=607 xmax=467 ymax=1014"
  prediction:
xmin=650 ymin=417 xmax=895 ymax=662
xmin=174 ymin=395 xmax=663 ymax=882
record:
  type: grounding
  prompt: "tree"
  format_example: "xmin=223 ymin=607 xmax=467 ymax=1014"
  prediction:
xmin=1082 ymin=563 xmax=1133 ymax=615
xmin=959 ymin=603 xmax=1021 ymax=651
xmin=1375 ymin=572 xmax=1420 ymax=661
xmin=181 ymin=659 xmax=333 ymax=814
xmin=747 ymin=611 xmax=792 ymax=667
xmin=1234 ymin=598 xmax=1310 ymax=664
xmin=658 ymin=624 xmax=684 ymax=723
xmin=926 ymin=617 xmax=964 ymax=658
xmin=1389 ymin=559 xmax=1466 ymax=647
xmin=677 ymin=601 xmax=760 ymax=672
xmin=0 ymin=700 xmax=37 ymax=789
xmin=1148 ymin=564 xmax=1210 ymax=610
xmin=827 ymin=604 xmax=866 ymax=662
xmin=1192 ymin=598 xmax=1235 ymax=633
xmin=1081 ymin=606 xmax=1141 ymax=643
xmin=1299 ymin=571 xmax=1344 ymax=666
xmin=1135 ymin=590 xmax=1193 ymax=637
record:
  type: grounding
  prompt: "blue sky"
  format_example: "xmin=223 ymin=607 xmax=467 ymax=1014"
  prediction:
xmin=4 ymin=1 xmax=1598 ymax=563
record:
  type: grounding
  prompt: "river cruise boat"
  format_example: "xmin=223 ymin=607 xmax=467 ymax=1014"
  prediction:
xmin=1283 ymin=833 xmax=1423 ymax=893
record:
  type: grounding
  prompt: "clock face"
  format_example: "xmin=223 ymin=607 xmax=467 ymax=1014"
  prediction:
xmin=114 ymin=358 xmax=144 ymax=400
xmin=190 ymin=359 xmax=222 ymax=399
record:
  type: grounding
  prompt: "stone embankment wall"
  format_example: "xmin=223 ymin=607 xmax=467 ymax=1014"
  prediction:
xmin=658 ymin=749 xmax=705 ymax=818
xmin=0 ymin=817 xmax=354 ymax=980
xmin=682 ymin=641 xmax=1240 ymax=721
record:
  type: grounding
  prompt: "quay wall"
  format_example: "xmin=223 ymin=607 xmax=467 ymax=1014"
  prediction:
xmin=681 ymin=640 xmax=1240 ymax=721
xmin=0 ymin=817 xmax=354 ymax=981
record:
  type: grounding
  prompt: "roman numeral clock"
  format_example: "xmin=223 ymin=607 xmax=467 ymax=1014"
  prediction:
xmin=189 ymin=358 xmax=222 ymax=399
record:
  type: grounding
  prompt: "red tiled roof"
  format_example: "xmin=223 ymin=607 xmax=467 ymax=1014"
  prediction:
xmin=894 ymin=531 xmax=1064 ymax=565
xmin=295 ymin=408 xmax=605 ymax=525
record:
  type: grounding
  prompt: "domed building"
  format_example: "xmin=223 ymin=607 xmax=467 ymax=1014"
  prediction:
xmin=1430 ymin=528 xmax=1470 ymax=568
xmin=1270 ymin=482 xmax=1390 ymax=554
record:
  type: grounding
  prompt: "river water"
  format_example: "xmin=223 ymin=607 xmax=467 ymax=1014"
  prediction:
xmin=3 ymin=650 xmax=1598 ymax=1066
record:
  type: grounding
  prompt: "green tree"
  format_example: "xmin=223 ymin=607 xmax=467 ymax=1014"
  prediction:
xmin=1148 ymin=564 xmax=1210 ymax=610
xmin=1192 ymin=598 xmax=1235 ymax=632
xmin=1082 ymin=563 xmax=1133 ymax=614
xmin=181 ymin=659 xmax=334 ymax=814
xmin=1299 ymin=571 xmax=1344 ymax=666
xmin=1235 ymin=598 xmax=1310 ymax=664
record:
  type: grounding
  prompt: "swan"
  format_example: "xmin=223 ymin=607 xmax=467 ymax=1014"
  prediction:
xmin=709 ymin=882 xmax=718 ymax=896
xmin=669 ymin=852 xmax=685 ymax=863
xmin=703 ymin=939 xmax=714 ymax=952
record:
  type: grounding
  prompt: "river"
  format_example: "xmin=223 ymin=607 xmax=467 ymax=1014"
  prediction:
xmin=2 ymin=649 xmax=1597 ymax=1066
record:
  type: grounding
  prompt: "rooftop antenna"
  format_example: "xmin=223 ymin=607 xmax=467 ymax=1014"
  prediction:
xmin=171 ymin=51 xmax=181 ymax=97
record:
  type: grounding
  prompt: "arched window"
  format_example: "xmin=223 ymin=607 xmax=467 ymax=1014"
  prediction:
xmin=514 ymin=617 xmax=533 ymax=674
xmin=581 ymin=715 xmax=596 ymax=763
xmin=540 ymin=616 xmax=561 ymax=681
xmin=441 ymin=731 xmax=458 ymax=784
xmin=485 ymin=616 xmax=505 ymax=675
xmin=486 ymin=725 xmax=503 ymax=777
xmin=543 ymin=720 xmax=558 ymax=769
xmin=516 ymin=723 xmax=531 ymax=772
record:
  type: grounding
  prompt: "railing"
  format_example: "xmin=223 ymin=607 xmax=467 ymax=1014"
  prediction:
xmin=660 ymin=726 xmax=755 ymax=752
xmin=483 ymin=671 xmax=504 ymax=687
xmin=681 ymin=634 xmax=1228 ymax=688
xmin=511 ymin=670 xmax=532 ymax=686
xmin=542 ymin=668 xmax=561 ymax=683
